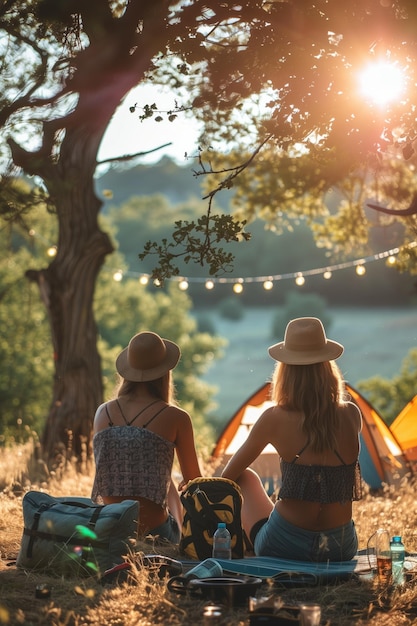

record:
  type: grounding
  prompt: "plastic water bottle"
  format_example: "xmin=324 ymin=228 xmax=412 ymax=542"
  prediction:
xmin=212 ymin=522 xmax=232 ymax=559
xmin=390 ymin=536 xmax=405 ymax=585
xmin=375 ymin=528 xmax=392 ymax=584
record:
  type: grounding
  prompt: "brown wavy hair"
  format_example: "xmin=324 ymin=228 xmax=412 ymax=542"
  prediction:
xmin=116 ymin=371 xmax=175 ymax=404
xmin=270 ymin=360 xmax=347 ymax=453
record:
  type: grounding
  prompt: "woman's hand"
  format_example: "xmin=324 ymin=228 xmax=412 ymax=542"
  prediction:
xmin=177 ymin=478 xmax=188 ymax=491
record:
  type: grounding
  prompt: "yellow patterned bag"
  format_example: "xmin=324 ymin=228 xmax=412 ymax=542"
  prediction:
xmin=179 ymin=477 xmax=245 ymax=560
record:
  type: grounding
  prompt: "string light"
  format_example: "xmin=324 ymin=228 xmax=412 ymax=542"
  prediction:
xmin=113 ymin=270 xmax=123 ymax=281
xmin=178 ymin=279 xmax=189 ymax=291
xmin=25 ymin=228 xmax=415 ymax=290
xmin=107 ymin=242 xmax=416 ymax=289
xmin=233 ymin=279 xmax=244 ymax=294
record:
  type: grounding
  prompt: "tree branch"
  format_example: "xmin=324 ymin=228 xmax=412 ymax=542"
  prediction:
xmin=97 ymin=142 xmax=173 ymax=166
xmin=367 ymin=197 xmax=417 ymax=217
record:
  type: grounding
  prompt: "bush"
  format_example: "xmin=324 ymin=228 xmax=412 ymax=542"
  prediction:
xmin=271 ymin=291 xmax=332 ymax=340
xmin=217 ymin=297 xmax=245 ymax=321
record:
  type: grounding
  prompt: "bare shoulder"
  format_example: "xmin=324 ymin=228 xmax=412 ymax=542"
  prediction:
xmin=255 ymin=405 xmax=287 ymax=432
xmin=344 ymin=401 xmax=363 ymax=431
xmin=166 ymin=404 xmax=192 ymax=424
xmin=93 ymin=401 xmax=110 ymax=432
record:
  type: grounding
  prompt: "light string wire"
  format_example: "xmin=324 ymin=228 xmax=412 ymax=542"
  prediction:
xmin=110 ymin=243 xmax=416 ymax=286
xmin=27 ymin=229 xmax=415 ymax=287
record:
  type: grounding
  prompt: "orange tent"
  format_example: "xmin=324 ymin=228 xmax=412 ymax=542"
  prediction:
xmin=391 ymin=395 xmax=417 ymax=462
xmin=212 ymin=382 xmax=412 ymax=491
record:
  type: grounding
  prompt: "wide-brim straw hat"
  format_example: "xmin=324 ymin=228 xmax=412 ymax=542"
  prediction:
xmin=116 ymin=331 xmax=180 ymax=382
xmin=268 ymin=317 xmax=344 ymax=365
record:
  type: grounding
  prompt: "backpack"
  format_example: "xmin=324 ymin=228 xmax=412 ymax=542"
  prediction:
xmin=179 ymin=477 xmax=245 ymax=560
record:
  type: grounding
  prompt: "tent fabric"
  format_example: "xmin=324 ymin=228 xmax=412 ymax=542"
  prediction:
xmin=212 ymin=382 xmax=412 ymax=490
xmin=391 ymin=395 xmax=417 ymax=462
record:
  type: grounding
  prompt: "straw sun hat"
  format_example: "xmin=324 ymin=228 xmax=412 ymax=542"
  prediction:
xmin=116 ymin=331 xmax=180 ymax=382
xmin=269 ymin=317 xmax=344 ymax=365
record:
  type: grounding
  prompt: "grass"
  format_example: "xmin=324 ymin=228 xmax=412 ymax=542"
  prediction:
xmin=1 ymin=441 xmax=417 ymax=625
xmin=202 ymin=306 xmax=417 ymax=422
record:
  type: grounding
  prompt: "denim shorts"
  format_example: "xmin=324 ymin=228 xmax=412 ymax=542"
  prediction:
xmin=253 ymin=508 xmax=358 ymax=562
xmin=149 ymin=514 xmax=180 ymax=544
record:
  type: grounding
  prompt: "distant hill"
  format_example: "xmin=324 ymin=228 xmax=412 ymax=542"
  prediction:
xmin=96 ymin=156 xmax=231 ymax=210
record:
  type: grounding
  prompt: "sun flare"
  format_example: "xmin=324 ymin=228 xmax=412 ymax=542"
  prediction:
xmin=358 ymin=60 xmax=405 ymax=107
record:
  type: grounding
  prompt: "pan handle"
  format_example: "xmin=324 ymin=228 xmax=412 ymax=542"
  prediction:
xmin=167 ymin=575 xmax=189 ymax=595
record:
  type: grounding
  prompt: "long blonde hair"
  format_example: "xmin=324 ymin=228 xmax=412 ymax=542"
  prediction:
xmin=271 ymin=360 xmax=347 ymax=453
xmin=116 ymin=371 xmax=175 ymax=404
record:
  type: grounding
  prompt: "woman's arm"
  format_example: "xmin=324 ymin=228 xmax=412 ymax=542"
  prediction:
xmin=222 ymin=409 xmax=275 ymax=482
xmin=174 ymin=409 xmax=202 ymax=486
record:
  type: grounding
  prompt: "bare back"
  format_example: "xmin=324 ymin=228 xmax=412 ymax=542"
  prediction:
xmin=93 ymin=394 xmax=201 ymax=534
xmin=268 ymin=401 xmax=361 ymax=530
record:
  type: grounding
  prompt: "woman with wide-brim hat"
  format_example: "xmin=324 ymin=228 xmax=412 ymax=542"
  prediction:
xmin=222 ymin=317 xmax=363 ymax=561
xmin=92 ymin=331 xmax=202 ymax=542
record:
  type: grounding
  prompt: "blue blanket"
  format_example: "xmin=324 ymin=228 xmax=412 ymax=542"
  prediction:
xmin=180 ymin=553 xmax=417 ymax=586
xmin=216 ymin=554 xmax=371 ymax=578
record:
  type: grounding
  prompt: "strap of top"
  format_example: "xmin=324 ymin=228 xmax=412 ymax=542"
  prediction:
xmin=105 ymin=404 xmax=114 ymax=427
xmin=290 ymin=439 xmax=347 ymax=465
xmin=115 ymin=398 xmax=161 ymax=426
xmin=142 ymin=404 xmax=169 ymax=428
xmin=333 ymin=449 xmax=347 ymax=465
xmin=290 ymin=440 xmax=310 ymax=463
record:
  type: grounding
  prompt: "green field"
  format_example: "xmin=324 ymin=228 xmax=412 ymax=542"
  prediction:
xmin=201 ymin=306 xmax=417 ymax=422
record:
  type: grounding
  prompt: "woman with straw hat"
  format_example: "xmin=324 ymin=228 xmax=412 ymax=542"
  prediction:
xmin=222 ymin=317 xmax=363 ymax=561
xmin=92 ymin=331 xmax=201 ymax=542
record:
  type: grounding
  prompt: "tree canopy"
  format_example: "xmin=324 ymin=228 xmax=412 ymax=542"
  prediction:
xmin=1 ymin=0 xmax=417 ymax=461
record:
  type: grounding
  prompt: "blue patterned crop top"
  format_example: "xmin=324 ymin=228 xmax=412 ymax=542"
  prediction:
xmin=279 ymin=441 xmax=362 ymax=504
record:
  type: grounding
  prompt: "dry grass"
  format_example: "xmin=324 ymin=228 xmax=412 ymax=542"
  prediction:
xmin=1 ymin=442 xmax=417 ymax=625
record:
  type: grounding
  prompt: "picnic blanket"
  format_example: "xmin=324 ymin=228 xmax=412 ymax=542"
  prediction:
xmin=213 ymin=554 xmax=370 ymax=585
xmin=192 ymin=553 xmax=417 ymax=586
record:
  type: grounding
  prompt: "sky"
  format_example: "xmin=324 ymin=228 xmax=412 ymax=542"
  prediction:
xmin=98 ymin=84 xmax=202 ymax=167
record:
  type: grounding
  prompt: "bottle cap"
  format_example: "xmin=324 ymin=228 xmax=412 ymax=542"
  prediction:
xmin=218 ymin=522 xmax=226 ymax=528
xmin=392 ymin=536 xmax=402 ymax=542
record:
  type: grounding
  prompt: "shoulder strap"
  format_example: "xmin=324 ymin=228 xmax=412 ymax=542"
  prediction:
xmin=290 ymin=439 xmax=310 ymax=463
xmin=127 ymin=399 xmax=161 ymax=426
xmin=143 ymin=404 xmax=169 ymax=428
xmin=333 ymin=449 xmax=347 ymax=465
xmin=105 ymin=404 xmax=114 ymax=427
xmin=116 ymin=398 xmax=129 ymax=425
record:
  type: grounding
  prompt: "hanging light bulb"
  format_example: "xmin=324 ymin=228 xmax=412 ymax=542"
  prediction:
xmin=47 ymin=245 xmax=57 ymax=257
xmin=233 ymin=280 xmax=244 ymax=294
xmin=153 ymin=278 xmax=161 ymax=287
xmin=113 ymin=270 xmax=123 ymax=282
xmin=178 ymin=279 xmax=189 ymax=291
xmin=323 ymin=270 xmax=332 ymax=280
xmin=387 ymin=256 xmax=396 ymax=265
xmin=295 ymin=273 xmax=305 ymax=286
xmin=205 ymin=279 xmax=215 ymax=290
xmin=139 ymin=275 xmax=149 ymax=285
xmin=356 ymin=264 xmax=366 ymax=276
xmin=263 ymin=279 xmax=273 ymax=290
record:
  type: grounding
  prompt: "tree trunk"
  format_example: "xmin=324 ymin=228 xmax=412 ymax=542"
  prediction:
xmin=22 ymin=120 xmax=113 ymax=465
xmin=7 ymin=0 xmax=171 ymax=466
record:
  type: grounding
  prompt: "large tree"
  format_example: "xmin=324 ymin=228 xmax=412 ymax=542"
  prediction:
xmin=1 ymin=0 xmax=417 ymax=463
